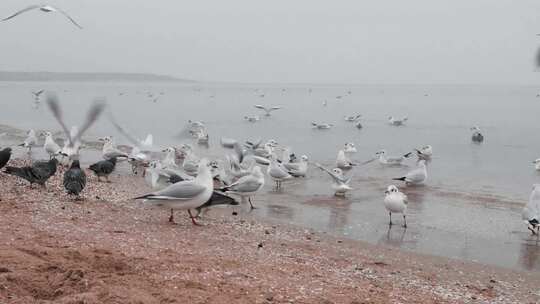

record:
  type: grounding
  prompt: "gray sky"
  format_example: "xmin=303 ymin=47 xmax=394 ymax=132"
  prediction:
xmin=0 ymin=0 xmax=539 ymax=84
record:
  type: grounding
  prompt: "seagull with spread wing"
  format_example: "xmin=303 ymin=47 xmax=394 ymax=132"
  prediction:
xmin=2 ymin=4 xmax=83 ymax=29
xmin=254 ymin=105 xmax=282 ymax=116
xmin=45 ymin=93 xmax=106 ymax=162
xmin=314 ymin=163 xmax=352 ymax=196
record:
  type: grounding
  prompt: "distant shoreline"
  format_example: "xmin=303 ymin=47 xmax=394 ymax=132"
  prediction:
xmin=0 ymin=71 xmax=196 ymax=83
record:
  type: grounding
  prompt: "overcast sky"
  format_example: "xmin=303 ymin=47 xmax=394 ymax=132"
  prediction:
xmin=0 ymin=0 xmax=539 ymax=84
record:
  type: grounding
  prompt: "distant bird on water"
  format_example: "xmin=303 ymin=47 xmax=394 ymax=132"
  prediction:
xmin=470 ymin=126 xmax=484 ymax=143
xmin=63 ymin=160 xmax=86 ymax=199
xmin=2 ymin=4 xmax=83 ymax=29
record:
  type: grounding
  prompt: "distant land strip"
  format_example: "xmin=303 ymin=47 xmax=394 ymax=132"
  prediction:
xmin=0 ymin=71 xmax=196 ymax=83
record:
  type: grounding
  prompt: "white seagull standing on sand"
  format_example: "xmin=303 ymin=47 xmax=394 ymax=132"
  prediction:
xmin=384 ymin=185 xmax=408 ymax=227
xmin=41 ymin=131 xmax=63 ymax=159
xmin=393 ymin=160 xmax=428 ymax=185
xmin=314 ymin=163 xmax=352 ymax=196
xmin=523 ymin=184 xmax=540 ymax=234
xmin=134 ymin=158 xmax=214 ymax=226
xmin=254 ymin=105 xmax=282 ymax=116
xmin=20 ymin=129 xmax=38 ymax=153
xmin=2 ymin=4 xmax=83 ymax=29
xmin=221 ymin=166 xmax=265 ymax=209
xmin=99 ymin=136 xmax=128 ymax=160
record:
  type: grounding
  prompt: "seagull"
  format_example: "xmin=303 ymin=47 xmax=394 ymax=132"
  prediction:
xmin=533 ymin=159 xmax=540 ymax=171
xmin=471 ymin=126 xmax=484 ymax=143
xmin=388 ymin=116 xmax=408 ymax=126
xmin=344 ymin=115 xmax=361 ymax=122
xmin=523 ymin=184 xmax=540 ymax=235
xmin=19 ymin=129 xmax=38 ymax=153
xmin=134 ymin=158 xmax=214 ymax=226
xmin=108 ymin=113 xmax=156 ymax=153
xmin=375 ymin=150 xmax=412 ymax=166
xmin=2 ymin=4 xmax=83 ymax=29
xmin=63 ymin=160 xmax=86 ymax=199
xmin=384 ymin=185 xmax=408 ymax=227
xmin=99 ymin=136 xmax=129 ymax=160
xmin=267 ymin=156 xmax=292 ymax=189
xmin=415 ymin=145 xmax=433 ymax=160
xmin=89 ymin=157 xmax=118 ymax=183
xmin=393 ymin=160 xmax=427 ymax=185
xmin=254 ymin=105 xmax=282 ymax=116
xmin=0 ymin=148 xmax=12 ymax=170
xmin=244 ymin=115 xmax=260 ymax=123
xmin=4 ymin=158 xmax=58 ymax=187
xmin=343 ymin=142 xmax=357 ymax=153
xmin=314 ymin=163 xmax=352 ymax=196
xmin=221 ymin=166 xmax=265 ymax=209
xmin=41 ymin=131 xmax=64 ymax=159
xmin=283 ymin=155 xmax=309 ymax=177
xmin=311 ymin=122 xmax=333 ymax=130
xmin=45 ymin=93 xmax=105 ymax=161
xmin=32 ymin=89 xmax=44 ymax=100
xmin=336 ymin=150 xmax=356 ymax=170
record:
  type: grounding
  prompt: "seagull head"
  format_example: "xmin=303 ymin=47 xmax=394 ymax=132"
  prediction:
xmin=332 ymin=168 xmax=343 ymax=176
xmin=385 ymin=185 xmax=399 ymax=195
xmin=375 ymin=150 xmax=386 ymax=156
xmin=41 ymin=131 xmax=52 ymax=138
xmin=300 ymin=155 xmax=309 ymax=162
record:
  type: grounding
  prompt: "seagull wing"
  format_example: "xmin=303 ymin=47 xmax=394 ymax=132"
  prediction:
xmin=406 ymin=167 xmax=425 ymax=183
xmin=2 ymin=5 xmax=40 ymax=22
xmin=49 ymin=5 xmax=83 ymax=29
xmin=269 ymin=106 xmax=282 ymax=111
xmin=254 ymin=105 xmax=267 ymax=111
xmin=138 ymin=181 xmax=206 ymax=200
xmin=71 ymin=99 xmax=106 ymax=146
xmin=45 ymin=93 xmax=72 ymax=145
xmin=107 ymin=112 xmax=143 ymax=149
xmin=314 ymin=163 xmax=348 ymax=183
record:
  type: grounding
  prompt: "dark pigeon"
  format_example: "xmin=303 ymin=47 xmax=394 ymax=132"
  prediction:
xmin=63 ymin=160 xmax=86 ymax=198
xmin=4 ymin=158 xmax=58 ymax=186
xmin=89 ymin=157 xmax=117 ymax=182
xmin=0 ymin=148 xmax=12 ymax=169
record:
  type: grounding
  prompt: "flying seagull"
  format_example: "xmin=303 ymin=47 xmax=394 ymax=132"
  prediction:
xmin=2 ymin=4 xmax=83 ymax=29
xmin=254 ymin=105 xmax=282 ymax=116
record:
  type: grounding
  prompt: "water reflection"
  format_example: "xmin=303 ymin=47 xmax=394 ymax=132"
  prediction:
xmin=518 ymin=236 xmax=540 ymax=271
xmin=265 ymin=203 xmax=295 ymax=221
xmin=378 ymin=225 xmax=407 ymax=247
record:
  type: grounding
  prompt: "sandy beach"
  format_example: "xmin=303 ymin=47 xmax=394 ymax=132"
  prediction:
xmin=0 ymin=158 xmax=538 ymax=304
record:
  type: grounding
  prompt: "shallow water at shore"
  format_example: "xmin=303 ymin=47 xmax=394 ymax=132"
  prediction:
xmin=1 ymin=81 xmax=540 ymax=271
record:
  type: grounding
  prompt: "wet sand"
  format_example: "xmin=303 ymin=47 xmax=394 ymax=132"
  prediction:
xmin=1 ymin=158 xmax=539 ymax=303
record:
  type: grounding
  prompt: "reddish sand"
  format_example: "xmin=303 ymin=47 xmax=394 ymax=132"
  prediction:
xmin=0 ymin=159 xmax=539 ymax=303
